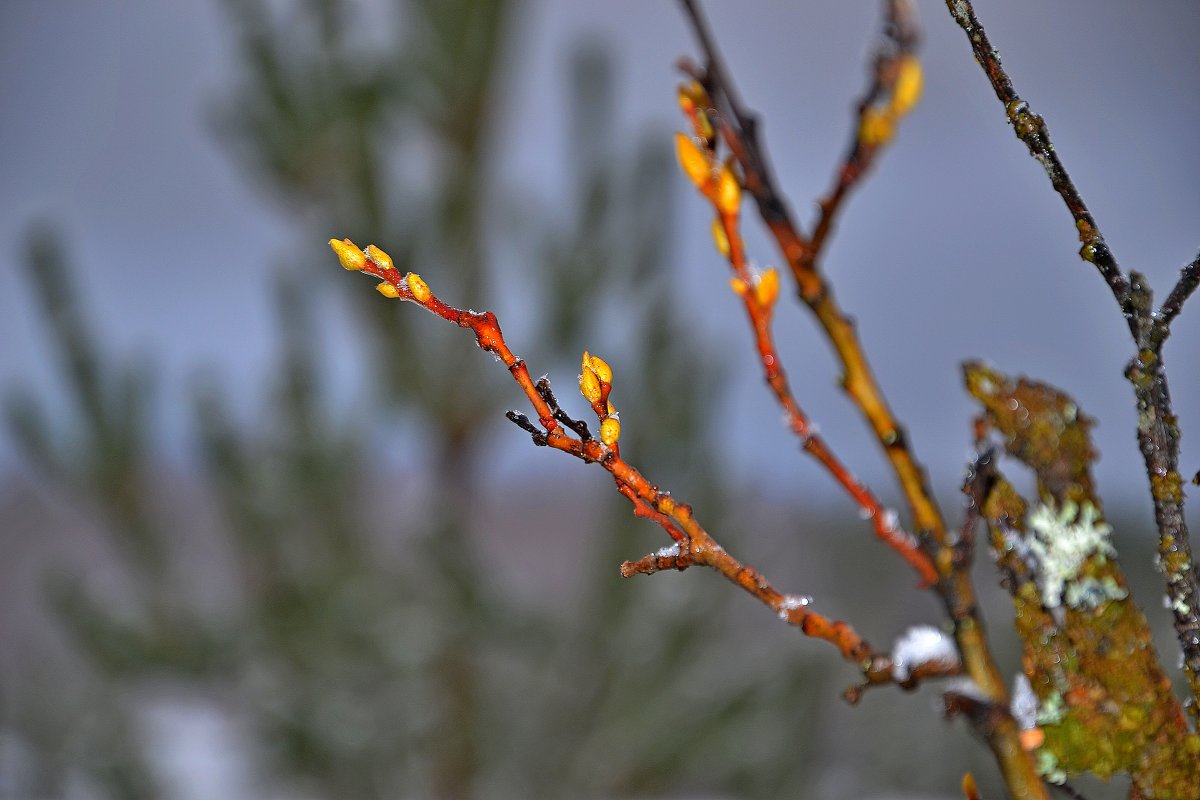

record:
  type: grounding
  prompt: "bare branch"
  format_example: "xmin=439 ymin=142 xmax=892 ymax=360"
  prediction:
xmin=942 ymin=0 xmax=1132 ymax=317
xmin=330 ymin=238 xmax=883 ymax=670
xmin=942 ymin=0 xmax=1200 ymax=721
xmin=1155 ymin=251 xmax=1200 ymax=334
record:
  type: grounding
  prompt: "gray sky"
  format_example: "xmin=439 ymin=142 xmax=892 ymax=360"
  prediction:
xmin=2 ymin=1 xmax=1198 ymax=522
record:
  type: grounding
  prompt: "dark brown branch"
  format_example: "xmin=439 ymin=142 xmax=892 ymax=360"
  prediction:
xmin=1155 ymin=252 xmax=1200 ymax=336
xmin=943 ymin=0 xmax=1200 ymax=720
xmin=843 ymin=656 xmax=962 ymax=705
xmin=955 ymin=448 xmax=998 ymax=569
xmin=942 ymin=0 xmax=1132 ymax=318
xmin=506 ymin=410 xmax=548 ymax=446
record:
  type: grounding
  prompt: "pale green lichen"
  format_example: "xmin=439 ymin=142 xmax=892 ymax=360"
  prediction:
xmin=1064 ymin=575 xmax=1127 ymax=610
xmin=1036 ymin=689 xmax=1066 ymax=726
xmin=1036 ymin=749 xmax=1066 ymax=785
xmin=1026 ymin=500 xmax=1115 ymax=610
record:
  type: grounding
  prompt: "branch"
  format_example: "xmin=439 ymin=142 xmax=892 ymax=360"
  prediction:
xmin=942 ymin=689 xmax=1050 ymax=800
xmin=943 ymin=0 xmax=1200 ymax=720
xmin=675 ymin=7 xmax=1046 ymax=795
xmin=672 ymin=126 xmax=936 ymax=587
xmin=955 ymin=448 xmax=998 ymax=570
xmin=329 ymin=238 xmax=882 ymax=670
xmin=677 ymin=0 xmax=946 ymax=556
xmin=942 ymin=0 xmax=1132 ymax=317
xmin=810 ymin=0 xmax=920 ymax=257
xmin=1154 ymin=251 xmax=1200 ymax=336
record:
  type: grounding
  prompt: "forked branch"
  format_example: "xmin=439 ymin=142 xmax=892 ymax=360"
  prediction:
xmin=944 ymin=0 xmax=1200 ymax=718
xmin=329 ymin=240 xmax=885 ymax=664
xmin=678 ymin=0 xmax=945 ymax=552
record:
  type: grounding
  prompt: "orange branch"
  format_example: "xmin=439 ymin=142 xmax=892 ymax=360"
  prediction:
xmin=698 ymin=176 xmax=936 ymax=584
xmin=331 ymin=238 xmax=889 ymax=670
xmin=674 ymin=5 xmax=1044 ymax=796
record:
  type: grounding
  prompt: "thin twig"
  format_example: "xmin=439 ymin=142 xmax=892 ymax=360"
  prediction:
xmin=942 ymin=0 xmax=1131 ymax=316
xmin=956 ymin=448 xmax=997 ymax=570
xmin=675 ymin=120 xmax=937 ymax=584
xmin=1155 ymin=251 xmax=1200 ymax=334
xmin=678 ymin=0 xmax=947 ymax=555
xmin=810 ymin=0 xmax=919 ymax=258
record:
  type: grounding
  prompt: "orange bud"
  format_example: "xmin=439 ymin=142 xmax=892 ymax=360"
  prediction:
xmin=961 ymin=772 xmax=980 ymax=800
xmin=678 ymin=80 xmax=710 ymax=110
xmin=715 ymin=161 xmax=741 ymax=216
xmin=674 ymin=132 xmax=712 ymax=189
xmin=365 ymin=244 xmax=394 ymax=271
xmin=729 ymin=277 xmax=748 ymax=297
xmin=891 ymin=56 xmax=923 ymax=117
xmin=329 ymin=238 xmax=368 ymax=271
xmin=859 ymin=108 xmax=894 ymax=146
xmin=580 ymin=365 xmax=602 ymax=405
xmin=376 ymin=282 xmax=400 ymax=299
xmin=755 ymin=267 xmax=780 ymax=309
xmin=600 ymin=417 xmax=621 ymax=446
xmin=406 ymin=273 xmax=431 ymax=303
xmin=583 ymin=351 xmax=613 ymax=384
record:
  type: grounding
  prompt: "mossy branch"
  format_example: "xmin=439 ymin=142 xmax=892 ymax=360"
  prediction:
xmin=944 ymin=0 xmax=1200 ymax=723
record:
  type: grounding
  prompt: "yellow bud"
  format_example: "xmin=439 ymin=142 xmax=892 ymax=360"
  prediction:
xmin=711 ymin=217 xmax=730 ymax=257
xmin=329 ymin=238 xmax=368 ymax=271
xmin=677 ymin=82 xmax=716 ymax=142
xmin=376 ymin=282 xmax=400 ymax=299
xmin=890 ymin=56 xmax=923 ymax=117
xmin=677 ymin=86 xmax=697 ymax=116
xmin=584 ymin=352 xmax=613 ymax=384
xmin=674 ymin=132 xmax=712 ymax=189
xmin=365 ymin=244 xmax=394 ymax=271
xmin=607 ymin=400 xmax=617 ymax=416
xmin=600 ymin=417 xmax=621 ymax=447
xmin=580 ymin=365 xmax=602 ymax=405
xmin=730 ymin=277 xmax=748 ymax=297
xmin=755 ymin=267 xmax=780 ymax=309
xmin=678 ymin=80 xmax=710 ymax=110
xmin=858 ymin=108 xmax=894 ymax=146
xmin=715 ymin=162 xmax=741 ymax=216
xmin=406 ymin=272 xmax=431 ymax=303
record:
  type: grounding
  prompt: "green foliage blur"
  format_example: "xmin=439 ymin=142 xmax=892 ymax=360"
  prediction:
xmin=3 ymin=1 xmax=831 ymax=797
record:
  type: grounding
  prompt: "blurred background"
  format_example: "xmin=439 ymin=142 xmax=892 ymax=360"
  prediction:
xmin=1 ymin=1 xmax=1198 ymax=798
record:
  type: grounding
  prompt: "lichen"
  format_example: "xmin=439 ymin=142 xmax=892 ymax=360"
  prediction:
xmin=1025 ymin=500 xmax=1115 ymax=610
xmin=1035 ymin=750 xmax=1066 ymax=785
xmin=968 ymin=365 xmax=1200 ymax=797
